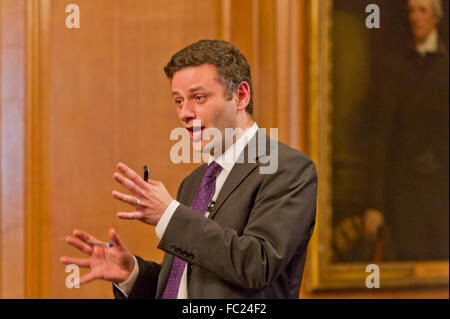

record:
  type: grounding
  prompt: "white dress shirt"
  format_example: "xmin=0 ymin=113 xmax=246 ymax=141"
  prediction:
xmin=115 ymin=123 xmax=259 ymax=298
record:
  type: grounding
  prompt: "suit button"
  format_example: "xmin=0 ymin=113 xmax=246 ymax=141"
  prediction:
xmin=172 ymin=246 xmax=182 ymax=254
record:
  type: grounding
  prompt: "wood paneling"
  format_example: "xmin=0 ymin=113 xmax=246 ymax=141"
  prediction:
xmin=253 ymin=0 xmax=277 ymax=133
xmin=41 ymin=0 xmax=217 ymax=298
xmin=222 ymin=0 xmax=305 ymax=148
xmin=0 ymin=0 xmax=26 ymax=299
xmin=25 ymin=0 xmax=51 ymax=299
xmin=0 ymin=0 xmax=3 ymax=300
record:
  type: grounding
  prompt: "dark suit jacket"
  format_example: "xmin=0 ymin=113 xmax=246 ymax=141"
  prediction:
xmin=114 ymin=130 xmax=317 ymax=298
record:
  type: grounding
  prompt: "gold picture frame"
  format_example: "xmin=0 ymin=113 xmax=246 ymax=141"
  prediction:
xmin=305 ymin=0 xmax=449 ymax=291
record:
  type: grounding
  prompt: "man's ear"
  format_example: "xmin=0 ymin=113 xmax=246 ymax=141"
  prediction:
xmin=235 ymin=82 xmax=250 ymax=111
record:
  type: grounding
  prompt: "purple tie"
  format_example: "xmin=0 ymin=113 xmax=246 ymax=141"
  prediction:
xmin=161 ymin=161 xmax=222 ymax=299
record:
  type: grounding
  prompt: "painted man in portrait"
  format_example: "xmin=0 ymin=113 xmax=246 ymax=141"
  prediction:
xmin=366 ymin=0 xmax=449 ymax=262
xmin=333 ymin=0 xmax=449 ymax=262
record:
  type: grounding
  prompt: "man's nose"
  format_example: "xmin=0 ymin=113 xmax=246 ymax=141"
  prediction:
xmin=179 ymin=100 xmax=196 ymax=123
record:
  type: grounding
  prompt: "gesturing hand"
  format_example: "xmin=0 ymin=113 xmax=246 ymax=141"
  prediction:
xmin=112 ymin=162 xmax=174 ymax=225
xmin=60 ymin=229 xmax=134 ymax=285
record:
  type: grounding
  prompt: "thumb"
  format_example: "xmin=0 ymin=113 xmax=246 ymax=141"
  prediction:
xmin=109 ymin=228 xmax=125 ymax=250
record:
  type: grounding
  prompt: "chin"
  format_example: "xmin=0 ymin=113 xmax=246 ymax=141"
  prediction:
xmin=413 ymin=30 xmax=429 ymax=42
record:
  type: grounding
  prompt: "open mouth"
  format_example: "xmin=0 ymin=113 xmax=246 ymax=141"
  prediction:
xmin=186 ymin=126 xmax=205 ymax=141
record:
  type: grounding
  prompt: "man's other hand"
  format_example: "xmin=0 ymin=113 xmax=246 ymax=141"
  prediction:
xmin=112 ymin=162 xmax=173 ymax=225
xmin=60 ymin=228 xmax=134 ymax=285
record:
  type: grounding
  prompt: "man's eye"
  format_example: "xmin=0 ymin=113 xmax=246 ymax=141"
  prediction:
xmin=195 ymin=95 xmax=205 ymax=101
xmin=175 ymin=99 xmax=183 ymax=105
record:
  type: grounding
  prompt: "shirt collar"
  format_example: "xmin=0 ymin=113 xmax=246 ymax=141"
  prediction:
xmin=416 ymin=29 xmax=439 ymax=56
xmin=207 ymin=123 xmax=259 ymax=172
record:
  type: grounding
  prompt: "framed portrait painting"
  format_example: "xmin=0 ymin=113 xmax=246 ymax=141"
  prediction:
xmin=306 ymin=0 xmax=449 ymax=290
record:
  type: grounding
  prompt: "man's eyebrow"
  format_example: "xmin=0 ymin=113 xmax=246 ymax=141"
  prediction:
xmin=171 ymin=86 xmax=208 ymax=96
xmin=189 ymin=86 xmax=207 ymax=92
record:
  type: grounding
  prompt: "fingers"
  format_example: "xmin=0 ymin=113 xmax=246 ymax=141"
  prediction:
xmin=117 ymin=162 xmax=148 ymax=188
xmin=112 ymin=190 xmax=141 ymax=207
xmin=63 ymin=269 xmax=98 ymax=287
xmin=117 ymin=211 xmax=144 ymax=220
xmin=65 ymin=234 xmax=93 ymax=255
xmin=109 ymin=228 xmax=125 ymax=250
xmin=113 ymin=172 xmax=145 ymax=198
xmin=73 ymin=229 xmax=98 ymax=242
xmin=114 ymin=163 xmax=148 ymax=197
xmin=60 ymin=256 xmax=90 ymax=268
xmin=78 ymin=272 xmax=98 ymax=286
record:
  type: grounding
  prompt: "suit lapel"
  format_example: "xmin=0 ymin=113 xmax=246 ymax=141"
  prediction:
xmin=208 ymin=129 xmax=270 ymax=220
xmin=207 ymin=162 xmax=257 ymax=220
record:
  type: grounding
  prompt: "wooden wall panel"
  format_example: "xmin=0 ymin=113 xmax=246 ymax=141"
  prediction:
xmin=223 ymin=0 xmax=305 ymax=149
xmin=0 ymin=0 xmax=3 ymax=300
xmin=0 ymin=0 xmax=2 ymax=299
xmin=252 ymin=0 xmax=277 ymax=134
xmin=43 ymin=0 xmax=217 ymax=298
xmin=0 ymin=0 xmax=26 ymax=299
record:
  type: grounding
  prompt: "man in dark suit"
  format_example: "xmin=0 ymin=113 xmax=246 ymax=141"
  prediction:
xmin=60 ymin=40 xmax=317 ymax=298
xmin=359 ymin=0 xmax=449 ymax=262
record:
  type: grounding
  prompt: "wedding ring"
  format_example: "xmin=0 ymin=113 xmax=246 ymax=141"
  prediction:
xmin=137 ymin=198 xmax=140 ymax=207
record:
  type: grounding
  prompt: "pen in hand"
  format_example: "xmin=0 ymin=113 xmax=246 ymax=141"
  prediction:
xmin=85 ymin=240 xmax=114 ymax=248
xmin=60 ymin=236 xmax=114 ymax=248
xmin=143 ymin=165 xmax=149 ymax=182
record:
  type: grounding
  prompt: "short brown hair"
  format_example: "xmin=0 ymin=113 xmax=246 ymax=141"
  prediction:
xmin=164 ymin=40 xmax=253 ymax=115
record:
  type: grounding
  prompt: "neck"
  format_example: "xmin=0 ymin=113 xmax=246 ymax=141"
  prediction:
xmin=211 ymin=115 xmax=256 ymax=157
xmin=237 ymin=112 xmax=255 ymax=133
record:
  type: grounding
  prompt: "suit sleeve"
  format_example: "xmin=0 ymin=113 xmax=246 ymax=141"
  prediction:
xmin=157 ymin=153 xmax=318 ymax=290
xmin=112 ymin=256 xmax=161 ymax=299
